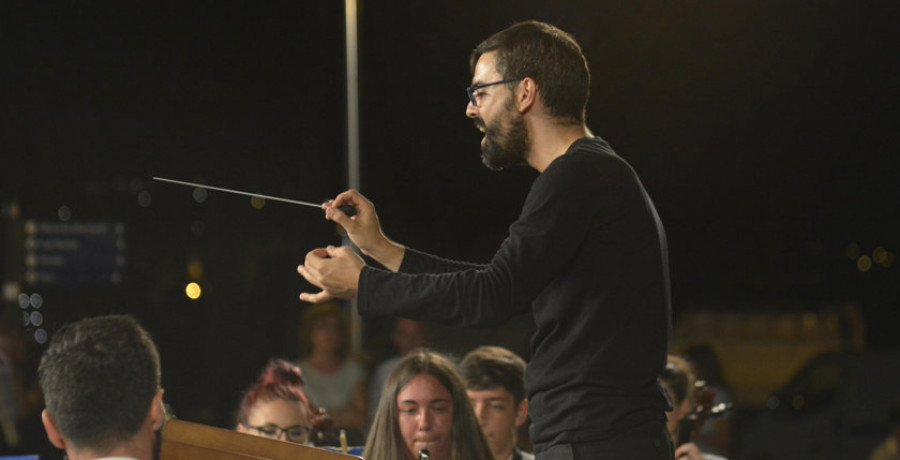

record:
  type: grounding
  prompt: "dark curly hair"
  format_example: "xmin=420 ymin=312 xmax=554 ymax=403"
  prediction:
xmin=470 ymin=20 xmax=590 ymax=125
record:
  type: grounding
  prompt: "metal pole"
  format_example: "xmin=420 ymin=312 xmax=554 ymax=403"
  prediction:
xmin=344 ymin=0 xmax=363 ymax=354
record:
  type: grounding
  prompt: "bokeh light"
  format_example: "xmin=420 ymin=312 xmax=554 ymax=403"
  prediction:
xmin=193 ymin=187 xmax=208 ymax=203
xmin=857 ymin=255 xmax=872 ymax=273
xmin=185 ymin=282 xmax=202 ymax=300
xmin=58 ymin=205 xmax=72 ymax=221
xmin=34 ymin=328 xmax=48 ymax=344
xmin=30 ymin=311 xmax=44 ymax=327
xmin=250 ymin=196 xmax=266 ymax=209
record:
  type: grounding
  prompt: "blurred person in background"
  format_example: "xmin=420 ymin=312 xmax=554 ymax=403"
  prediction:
xmin=683 ymin=344 xmax=733 ymax=457
xmin=660 ymin=355 xmax=728 ymax=460
xmin=296 ymin=303 xmax=367 ymax=437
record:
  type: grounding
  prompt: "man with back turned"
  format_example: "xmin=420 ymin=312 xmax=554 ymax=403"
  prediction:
xmin=298 ymin=20 xmax=673 ymax=459
xmin=38 ymin=315 xmax=166 ymax=460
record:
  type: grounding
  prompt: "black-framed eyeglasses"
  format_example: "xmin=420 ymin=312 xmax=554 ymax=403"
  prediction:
xmin=243 ymin=423 xmax=312 ymax=443
xmin=466 ymin=78 xmax=522 ymax=107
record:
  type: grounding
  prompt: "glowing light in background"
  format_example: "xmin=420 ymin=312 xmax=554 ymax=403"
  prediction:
xmin=846 ymin=243 xmax=861 ymax=260
xmin=34 ymin=328 xmax=48 ymax=344
xmin=873 ymin=247 xmax=886 ymax=263
xmin=193 ymin=187 xmax=208 ymax=203
xmin=1 ymin=282 xmax=18 ymax=303
xmin=30 ymin=311 xmax=44 ymax=327
xmin=19 ymin=291 xmax=47 ymax=344
xmin=185 ymin=282 xmax=202 ymax=300
xmin=58 ymin=205 xmax=72 ymax=221
xmin=250 ymin=196 xmax=266 ymax=209
xmin=857 ymin=255 xmax=872 ymax=273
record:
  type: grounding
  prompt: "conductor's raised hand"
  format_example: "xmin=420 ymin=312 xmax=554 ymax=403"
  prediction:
xmin=297 ymin=245 xmax=364 ymax=303
xmin=323 ymin=190 xmax=382 ymax=252
xmin=323 ymin=190 xmax=405 ymax=272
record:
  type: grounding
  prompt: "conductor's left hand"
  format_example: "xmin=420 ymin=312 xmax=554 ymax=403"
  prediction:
xmin=297 ymin=245 xmax=364 ymax=303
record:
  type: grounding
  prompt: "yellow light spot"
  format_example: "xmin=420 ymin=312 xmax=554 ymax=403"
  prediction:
xmin=846 ymin=243 xmax=861 ymax=260
xmin=792 ymin=394 xmax=805 ymax=409
xmin=857 ymin=255 xmax=872 ymax=273
xmin=250 ymin=196 xmax=266 ymax=209
xmin=873 ymin=247 xmax=887 ymax=264
xmin=185 ymin=282 xmax=202 ymax=300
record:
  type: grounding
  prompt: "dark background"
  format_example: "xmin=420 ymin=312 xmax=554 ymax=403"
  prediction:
xmin=2 ymin=0 xmax=898 ymax=444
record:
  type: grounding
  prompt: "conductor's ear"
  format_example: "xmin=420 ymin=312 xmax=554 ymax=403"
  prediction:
xmin=516 ymin=78 xmax=537 ymax=113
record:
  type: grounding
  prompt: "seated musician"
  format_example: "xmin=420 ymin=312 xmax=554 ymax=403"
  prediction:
xmin=38 ymin=315 xmax=167 ymax=460
xmin=660 ymin=355 xmax=728 ymax=460
xmin=364 ymin=349 xmax=493 ymax=460
xmin=460 ymin=346 xmax=533 ymax=460
xmin=236 ymin=358 xmax=325 ymax=445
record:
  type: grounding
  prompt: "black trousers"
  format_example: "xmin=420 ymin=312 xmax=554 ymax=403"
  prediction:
xmin=535 ymin=421 xmax=673 ymax=460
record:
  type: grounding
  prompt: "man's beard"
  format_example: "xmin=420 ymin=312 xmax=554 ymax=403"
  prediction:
xmin=480 ymin=98 xmax=529 ymax=171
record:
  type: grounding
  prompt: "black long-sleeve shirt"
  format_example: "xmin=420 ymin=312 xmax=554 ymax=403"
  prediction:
xmin=358 ymin=137 xmax=672 ymax=447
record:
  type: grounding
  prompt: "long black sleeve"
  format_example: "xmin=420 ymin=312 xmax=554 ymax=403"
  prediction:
xmin=358 ymin=137 xmax=672 ymax=445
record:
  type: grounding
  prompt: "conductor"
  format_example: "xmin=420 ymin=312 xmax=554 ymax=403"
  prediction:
xmin=297 ymin=20 xmax=673 ymax=460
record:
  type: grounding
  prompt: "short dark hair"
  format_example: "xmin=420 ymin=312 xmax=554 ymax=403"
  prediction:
xmin=460 ymin=346 xmax=527 ymax=405
xmin=38 ymin=315 xmax=161 ymax=452
xmin=470 ymin=20 xmax=590 ymax=124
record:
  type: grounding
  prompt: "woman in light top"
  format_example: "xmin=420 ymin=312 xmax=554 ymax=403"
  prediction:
xmin=296 ymin=303 xmax=367 ymax=433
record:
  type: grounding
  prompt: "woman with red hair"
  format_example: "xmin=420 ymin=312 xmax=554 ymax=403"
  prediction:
xmin=236 ymin=359 xmax=324 ymax=445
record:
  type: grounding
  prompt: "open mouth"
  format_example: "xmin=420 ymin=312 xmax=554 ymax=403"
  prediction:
xmin=474 ymin=119 xmax=486 ymax=133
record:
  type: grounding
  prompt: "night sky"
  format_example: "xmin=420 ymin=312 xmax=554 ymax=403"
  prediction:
xmin=2 ymin=0 xmax=898 ymax=432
